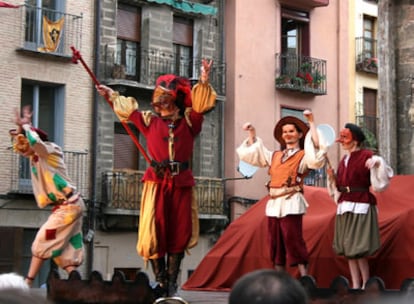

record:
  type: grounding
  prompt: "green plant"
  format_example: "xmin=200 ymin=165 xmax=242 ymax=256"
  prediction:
xmin=276 ymin=74 xmax=291 ymax=85
xmin=312 ymin=70 xmax=326 ymax=85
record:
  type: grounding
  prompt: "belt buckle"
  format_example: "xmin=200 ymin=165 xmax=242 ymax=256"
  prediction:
xmin=169 ymin=161 xmax=180 ymax=176
xmin=346 ymin=186 xmax=351 ymax=193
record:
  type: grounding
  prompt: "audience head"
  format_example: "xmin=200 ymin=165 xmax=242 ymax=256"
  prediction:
xmin=229 ymin=269 xmax=308 ymax=304
xmin=0 ymin=273 xmax=29 ymax=290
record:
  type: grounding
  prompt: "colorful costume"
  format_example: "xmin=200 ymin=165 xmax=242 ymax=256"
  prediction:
xmin=328 ymin=149 xmax=393 ymax=258
xmin=236 ymin=119 xmax=327 ymax=268
xmin=109 ymin=75 xmax=216 ymax=295
xmin=19 ymin=124 xmax=85 ymax=270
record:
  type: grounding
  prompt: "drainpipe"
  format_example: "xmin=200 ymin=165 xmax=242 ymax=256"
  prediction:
xmin=86 ymin=0 xmax=101 ymax=276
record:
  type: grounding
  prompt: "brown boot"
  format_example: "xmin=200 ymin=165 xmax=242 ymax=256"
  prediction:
xmin=150 ymin=257 xmax=168 ymax=296
xmin=167 ymin=252 xmax=184 ymax=296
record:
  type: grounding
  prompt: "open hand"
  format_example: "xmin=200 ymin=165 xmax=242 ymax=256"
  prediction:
xmin=201 ymin=59 xmax=213 ymax=83
xmin=13 ymin=106 xmax=32 ymax=127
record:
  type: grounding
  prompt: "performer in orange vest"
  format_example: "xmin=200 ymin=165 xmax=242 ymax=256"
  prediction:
xmin=237 ymin=110 xmax=327 ymax=276
xmin=96 ymin=59 xmax=216 ymax=296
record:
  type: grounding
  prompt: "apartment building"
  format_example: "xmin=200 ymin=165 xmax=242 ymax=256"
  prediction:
xmin=0 ymin=0 xmax=95 ymax=287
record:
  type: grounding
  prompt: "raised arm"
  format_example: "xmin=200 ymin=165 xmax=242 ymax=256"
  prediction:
xmin=191 ymin=59 xmax=217 ymax=113
xmin=303 ymin=109 xmax=319 ymax=149
xmin=242 ymin=122 xmax=257 ymax=146
xmin=96 ymin=84 xmax=138 ymax=122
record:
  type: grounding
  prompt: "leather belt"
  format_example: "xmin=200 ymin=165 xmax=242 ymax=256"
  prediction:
xmin=337 ymin=186 xmax=369 ymax=193
xmin=150 ymin=160 xmax=189 ymax=176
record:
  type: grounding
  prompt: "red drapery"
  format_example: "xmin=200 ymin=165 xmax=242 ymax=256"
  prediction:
xmin=183 ymin=175 xmax=414 ymax=291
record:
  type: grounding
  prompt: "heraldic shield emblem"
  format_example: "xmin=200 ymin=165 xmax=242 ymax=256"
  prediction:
xmin=38 ymin=15 xmax=64 ymax=52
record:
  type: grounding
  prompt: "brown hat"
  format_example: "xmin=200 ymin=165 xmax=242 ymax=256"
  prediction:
xmin=273 ymin=116 xmax=309 ymax=149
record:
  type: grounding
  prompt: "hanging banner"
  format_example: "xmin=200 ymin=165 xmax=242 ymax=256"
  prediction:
xmin=38 ymin=15 xmax=64 ymax=52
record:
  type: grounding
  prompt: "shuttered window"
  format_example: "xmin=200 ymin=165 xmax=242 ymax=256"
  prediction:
xmin=173 ymin=16 xmax=193 ymax=46
xmin=113 ymin=122 xmax=139 ymax=170
xmin=117 ymin=5 xmax=141 ymax=42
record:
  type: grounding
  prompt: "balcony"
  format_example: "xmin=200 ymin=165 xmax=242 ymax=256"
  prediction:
xmin=275 ymin=53 xmax=327 ymax=95
xmin=17 ymin=4 xmax=83 ymax=59
xmin=101 ymin=170 xmax=226 ymax=219
xmin=104 ymin=47 xmax=226 ymax=96
xmin=355 ymin=37 xmax=378 ymax=75
xmin=9 ymin=149 xmax=89 ymax=199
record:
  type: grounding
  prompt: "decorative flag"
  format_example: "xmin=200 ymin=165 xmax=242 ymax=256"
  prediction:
xmin=38 ymin=15 xmax=64 ymax=53
xmin=0 ymin=1 xmax=19 ymax=8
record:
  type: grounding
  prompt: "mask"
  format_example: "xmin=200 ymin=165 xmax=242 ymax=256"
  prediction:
xmin=336 ymin=128 xmax=353 ymax=144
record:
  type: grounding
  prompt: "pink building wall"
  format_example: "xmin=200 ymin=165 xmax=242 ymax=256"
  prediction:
xmin=224 ymin=0 xmax=351 ymax=200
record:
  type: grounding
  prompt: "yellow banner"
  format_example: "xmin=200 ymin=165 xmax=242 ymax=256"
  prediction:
xmin=38 ymin=15 xmax=64 ymax=52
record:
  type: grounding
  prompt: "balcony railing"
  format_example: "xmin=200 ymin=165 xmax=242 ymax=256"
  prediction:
xmin=356 ymin=115 xmax=378 ymax=151
xmin=105 ymin=47 xmax=226 ymax=96
xmin=18 ymin=4 xmax=83 ymax=57
xmin=355 ymin=37 xmax=378 ymax=74
xmin=9 ymin=149 xmax=89 ymax=199
xmin=275 ymin=53 xmax=327 ymax=95
xmin=102 ymin=170 xmax=226 ymax=218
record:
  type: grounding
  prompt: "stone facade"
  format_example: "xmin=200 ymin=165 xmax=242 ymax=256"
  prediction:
xmin=378 ymin=0 xmax=414 ymax=174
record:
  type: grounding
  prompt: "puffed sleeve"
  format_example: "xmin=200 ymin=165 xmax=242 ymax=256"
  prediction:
xmin=302 ymin=129 xmax=327 ymax=170
xmin=236 ymin=137 xmax=272 ymax=168
xmin=110 ymin=91 xmax=139 ymax=122
xmin=191 ymin=81 xmax=217 ymax=113
xmin=370 ymin=155 xmax=394 ymax=192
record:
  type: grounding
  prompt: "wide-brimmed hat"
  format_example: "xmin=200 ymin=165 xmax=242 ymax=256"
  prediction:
xmin=273 ymin=116 xmax=309 ymax=149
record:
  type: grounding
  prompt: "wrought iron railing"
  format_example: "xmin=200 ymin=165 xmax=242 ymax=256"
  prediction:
xmin=18 ymin=4 xmax=83 ymax=57
xmin=355 ymin=37 xmax=378 ymax=74
xmin=104 ymin=47 xmax=226 ymax=96
xmin=9 ymin=149 xmax=89 ymax=199
xmin=275 ymin=53 xmax=327 ymax=95
xmin=101 ymin=170 xmax=226 ymax=217
xmin=356 ymin=115 xmax=378 ymax=150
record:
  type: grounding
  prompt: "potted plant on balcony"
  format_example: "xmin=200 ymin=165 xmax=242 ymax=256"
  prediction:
xmin=275 ymin=74 xmax=292 ymax=86
xmin=311 ymin=70 xmax=325 ymax=89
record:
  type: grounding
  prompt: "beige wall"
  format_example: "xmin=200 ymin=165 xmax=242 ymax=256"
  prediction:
xmin=0 ymin=1 xmax=95 ymax=195
xmin=224 ymin=0 xmax=350 ymax=200
xmin=93 ymin=231 xmax=215 ymax=285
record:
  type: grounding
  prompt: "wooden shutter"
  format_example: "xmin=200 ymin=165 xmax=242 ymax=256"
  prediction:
xmin=173 ymin=16 xmax=193 ymax=46
xmin=117 ymin=5 xmax=141 ymax=42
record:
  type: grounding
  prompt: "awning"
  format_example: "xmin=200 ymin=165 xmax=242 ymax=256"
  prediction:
xmin=146 ymin=0 xmax=217 ymax=16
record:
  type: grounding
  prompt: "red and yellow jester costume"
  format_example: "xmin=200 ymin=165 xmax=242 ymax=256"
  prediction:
xmin=108 ymin=74 xmax=216 ymax=296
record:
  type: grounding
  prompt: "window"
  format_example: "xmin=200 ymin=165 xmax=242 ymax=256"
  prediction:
xmin=173 ymin=16 xmax=193 ymax=77
xmin=24 ymin=0 xmax=66 ymax=52
xmin=281 ymin=8 xmax=309 ymax=57
xmin=362 ymin=15 xmax=376 ymax=60
xmin=19 ymin=81 xmax=65 ymax=189
xmin=113 ymin=122 xmax=141 ymax=170
xmin=116 ymin=5 xmax=141 ymax=80
xmin=280 ymin=8 xmax=310 ymax=76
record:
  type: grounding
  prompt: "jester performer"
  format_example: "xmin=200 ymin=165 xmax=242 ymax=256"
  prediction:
xmin=9 ymin=106 xmax=85 ymax=287
xmin=96 ymin=59 xmax=216 ymax=296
